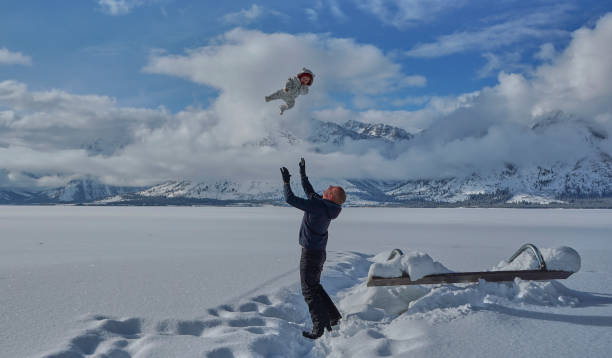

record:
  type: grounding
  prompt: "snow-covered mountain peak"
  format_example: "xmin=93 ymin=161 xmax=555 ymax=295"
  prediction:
xmin=44 ymin=176 xmax=140 ymax=202
xmin=531 ymin=111 xmax=608 ymax=145
xmin=2 ymin=110 xmax=611 ymax=206
xmin=342 ymin=119 xmax=414 ymax=141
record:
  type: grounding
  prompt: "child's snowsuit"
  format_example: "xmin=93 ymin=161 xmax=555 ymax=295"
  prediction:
xmin=266 ymin=68 xmax=313 ymax=114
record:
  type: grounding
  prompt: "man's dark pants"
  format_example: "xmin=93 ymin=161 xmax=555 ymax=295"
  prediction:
xmin=300 ymin=248 xmax=341 ymax=329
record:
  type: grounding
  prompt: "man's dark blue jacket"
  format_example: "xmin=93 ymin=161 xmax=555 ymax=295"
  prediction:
xmin=284 ymin=176 xmax=342 ymax=251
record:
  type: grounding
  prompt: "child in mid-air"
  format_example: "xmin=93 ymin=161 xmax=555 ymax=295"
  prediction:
xmin=265 ymin=68 xmax=314 ymax=115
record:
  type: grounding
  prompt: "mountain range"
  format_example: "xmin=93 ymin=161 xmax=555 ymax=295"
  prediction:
xmin=2 ymin=117 xmax=611 ymax=207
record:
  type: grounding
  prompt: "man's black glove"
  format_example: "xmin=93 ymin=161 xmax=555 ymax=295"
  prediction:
xmin=280 ymin=167 xmax=291 ymax=183
xmin=299 ymin=157 xmax=306 ymax=177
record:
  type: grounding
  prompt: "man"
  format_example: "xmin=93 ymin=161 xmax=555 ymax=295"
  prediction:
xmin=280 ymin=158 xmax=346 ymax=340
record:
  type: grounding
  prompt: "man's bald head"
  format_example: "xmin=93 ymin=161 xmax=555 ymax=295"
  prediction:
xmin=323 ymin=185 xmax=346 ymax=205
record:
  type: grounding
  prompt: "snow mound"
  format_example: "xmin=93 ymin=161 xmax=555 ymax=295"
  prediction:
xmin=340 ymin=276 xmax=584 ymax=327
xmin=368 ymin=246 xmax=581 ymax=281
xmin=357 ymin=246 xmax=583 ymax=323
xmin=494 ymin=246 xmax=581 ymax=272
xmin=345 ymin=248 xmax=585 ymax=330
xmin=368 ymin=250 xmax=453 ymax=280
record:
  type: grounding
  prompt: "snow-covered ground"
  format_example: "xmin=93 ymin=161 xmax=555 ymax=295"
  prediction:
xmin=1 ymin=206 xmax=611 ymax=357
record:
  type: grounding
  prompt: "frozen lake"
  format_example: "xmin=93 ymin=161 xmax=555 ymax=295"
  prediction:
xmin=1 ymin=206 xmax=611 ymax=357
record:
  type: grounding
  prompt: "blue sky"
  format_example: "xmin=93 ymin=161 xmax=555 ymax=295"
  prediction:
xmin=2 ymin=0 xmax=609 ymax=111
xmin=1 ymin=1 xmax=612 ymax=187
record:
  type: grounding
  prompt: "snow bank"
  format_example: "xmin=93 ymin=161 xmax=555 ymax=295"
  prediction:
xmin=345 ymin=247 xmax=585 ymax=331
xmin=368 ymin=250 xmax=453 ymax=280
xmin=494 ymin=246 xmax=581 ymax=272
xmin=334 ymin=247 xmax=592 ymax=357
xmin=368 ymin=246 xmax=581 ymax=282
xmin=359 ymin=246 xmax=583 ymax=320
xmin=33 ymin=248 xmax=597 ymax=358
xmin=341 ymin=275 xmax=584 ymax=325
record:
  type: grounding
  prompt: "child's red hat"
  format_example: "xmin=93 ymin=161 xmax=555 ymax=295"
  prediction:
xmin=298 ymin=68 xmax=314 ymax=85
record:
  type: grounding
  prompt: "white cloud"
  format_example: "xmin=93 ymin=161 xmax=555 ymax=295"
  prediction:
xmin=0 ymin=29 xmax=422 ymax=186
xmin=477 ymin=51 xmax=531 ymax=78
xmin=0 ymin=47 xmax=32 ymax=66
xmin=534 ymin=43 xmax=557 ymax=61
xmin=531 ymin=13 xmax=612 ymax=119
xmin=304 ymin=13 xmax=612 ymax=179
xmin=222 ymin=4 xmax=264 ymax=25
xmin=390 ymin=95 xmax=429 ymax=107
xmin=312 ymin=90 xmax=479 ymax=133
xmin=402 ymin=13 xmax=612 ymax=176
xmin=399 ymin=75 xmax=426 ymax=87
xmin=2 ymin=14 xmax=612 ymax=187
xmin=405 ymin=9 xmax=569 ymax=57
xmin=305 ymin=8 xmax=318 ymax=22
xmin=96 ymin=0 xmax=154 ymax=16
xmin=0 ymin=80 xmax=173 ymax=185
xmin=355 ymin=0 xmax=467 ymax=28
xmin=328 ymin=0 xmax=346 ymax=21
xmin=221 ymin=4 xmax=289 ymax=25
xmin=140 ymin=28 xmax=427 ymax=177
xmin=143 ymin=28 xmax=417 ymax=115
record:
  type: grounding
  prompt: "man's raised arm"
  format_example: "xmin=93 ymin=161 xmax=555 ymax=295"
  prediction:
xmin=299 ymin=158 xmax=321 ymax=200
xmin=281 ymin=166 xmax=326 ymax=214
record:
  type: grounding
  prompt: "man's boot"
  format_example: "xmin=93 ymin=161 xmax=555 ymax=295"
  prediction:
xmin=302 ymin=322 xmax=331 ymax=340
